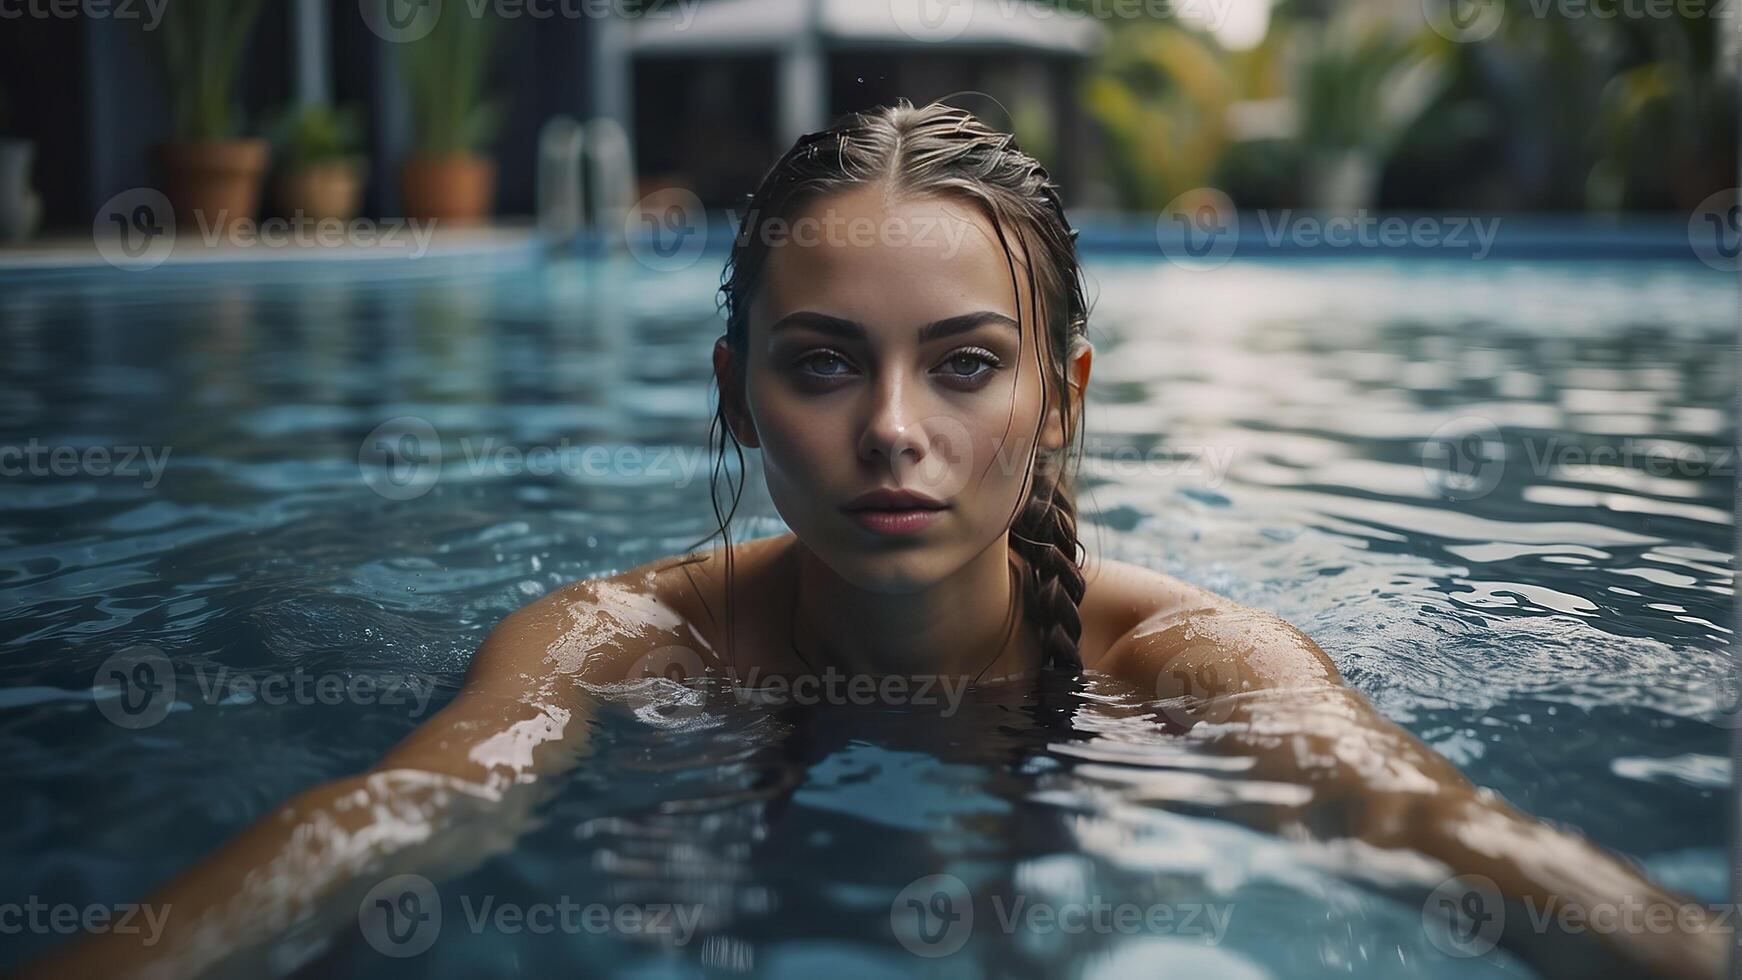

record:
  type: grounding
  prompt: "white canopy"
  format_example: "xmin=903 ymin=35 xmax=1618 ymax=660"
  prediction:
xmin=628 ymin=0 xmax=1106 ymax=57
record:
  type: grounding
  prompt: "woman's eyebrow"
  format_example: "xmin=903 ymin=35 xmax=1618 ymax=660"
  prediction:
xmin=770 ymin=310 xmax=1019 ymax=343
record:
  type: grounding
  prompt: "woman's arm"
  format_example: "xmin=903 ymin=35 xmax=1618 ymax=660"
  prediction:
xmin=19 ymin=566 xmax=718 ymax=980
xmin=1097 ymin=601 xmax=1730 ymax=980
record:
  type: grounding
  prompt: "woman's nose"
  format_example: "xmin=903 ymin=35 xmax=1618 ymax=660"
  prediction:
xmin=854 ymin=376 xmax=975 ymax=501
xmin=857 ymin=373 xmax=926 ymax=466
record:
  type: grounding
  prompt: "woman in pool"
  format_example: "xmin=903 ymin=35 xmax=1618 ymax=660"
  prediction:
xmin=32 ymin=100 xmax=1727 ymax=979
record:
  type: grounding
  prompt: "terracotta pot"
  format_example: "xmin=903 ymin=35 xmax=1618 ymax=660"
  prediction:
xmin=276 ymin=158 xmax=366 ymax=222
xmin=157 ymin=139 xmax=269 ymax=236
xmin=399 ymin=154 xmax=495 ymax=224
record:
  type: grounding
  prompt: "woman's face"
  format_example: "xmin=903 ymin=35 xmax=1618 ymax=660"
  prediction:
xmin=717 ymin=183 xmax=1089 ymax=593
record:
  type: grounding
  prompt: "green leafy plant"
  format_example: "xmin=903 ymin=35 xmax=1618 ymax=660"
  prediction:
xmin=1083 ymin=22 xmax=1241 ymax=210
xmin=1586 ymin=14 xmax=1737 ymax=210
xmin=154 ymin=0 xmax=268 ymax=141
xmin=399 ymin=9 xmax=504 ymax=156
xmin=1292 ymin=11 xmax=1445 ymax=164
xmin=267 ymin=103 xmax=366 ymax=169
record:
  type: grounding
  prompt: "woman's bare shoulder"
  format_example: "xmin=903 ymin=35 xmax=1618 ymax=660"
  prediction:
xmin=1078 ymin=553 xmax=1339 ymax=685
xmin=468 ymin=534 xmax=792 ymax=688
xmin=1077 ymin=554 xmax=1230 ymax=652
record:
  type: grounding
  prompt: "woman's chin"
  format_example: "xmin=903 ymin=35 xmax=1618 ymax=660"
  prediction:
xmin=812 ymin=544 xmax=952 ymax=596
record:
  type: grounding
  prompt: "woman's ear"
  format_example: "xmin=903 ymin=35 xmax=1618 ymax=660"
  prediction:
xmin=713 ymin=337 xmax=760 ymax=448
xmin=1040 ymin=341 xmax=1093 ymax=452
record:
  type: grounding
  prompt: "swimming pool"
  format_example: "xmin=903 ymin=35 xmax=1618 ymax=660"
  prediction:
xmin=0 ymin=244 xmax=1732 ymax=977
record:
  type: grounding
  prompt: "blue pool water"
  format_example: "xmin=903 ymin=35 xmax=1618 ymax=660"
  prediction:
xmin=0 ymin=247 xmax=1732 ymax=977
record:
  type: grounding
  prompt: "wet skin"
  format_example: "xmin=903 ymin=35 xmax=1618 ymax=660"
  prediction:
xmin=24 ymin=186 xmax=1728 ymax=980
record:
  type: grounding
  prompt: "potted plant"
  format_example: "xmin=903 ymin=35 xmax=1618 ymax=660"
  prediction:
xmin=151 ymin=0 xmax=269 ymax=235
xmin=269 ymin=103 xmax=368 ymax=222
xmin=0 ymin=84 xmax=42 ymax=244
xmin=398 ymin=9 xmax=503 ymax=223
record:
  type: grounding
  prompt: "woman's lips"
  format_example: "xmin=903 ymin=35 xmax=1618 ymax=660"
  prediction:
xmin=844 ymin=507 xmax=946 ymax=536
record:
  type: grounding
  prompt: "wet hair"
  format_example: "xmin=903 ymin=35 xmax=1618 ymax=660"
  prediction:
xmin=695 ymin=98 xmax=1093 ymax=676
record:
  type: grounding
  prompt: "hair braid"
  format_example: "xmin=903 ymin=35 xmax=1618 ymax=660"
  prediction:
xmin=1009 ymin=447 xmax=1087 ymax=672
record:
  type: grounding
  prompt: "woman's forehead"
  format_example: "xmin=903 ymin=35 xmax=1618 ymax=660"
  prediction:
xmin=750 ymin=186 xmax=1036 ymax=340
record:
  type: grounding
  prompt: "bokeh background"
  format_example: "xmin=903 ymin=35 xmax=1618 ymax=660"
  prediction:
xmin=0 ymin=0 xmax=1734 ymax=232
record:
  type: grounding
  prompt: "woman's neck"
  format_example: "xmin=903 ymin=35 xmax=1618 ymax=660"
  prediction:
xmin=787 ymin=537 xmax=1040 ymax=681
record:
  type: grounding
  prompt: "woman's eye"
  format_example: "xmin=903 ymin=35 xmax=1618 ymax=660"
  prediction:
xmin=796 ymin=351 xmax=853 ymax=378
xmin=939 ymin=349 xmax=1001 ymax=382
